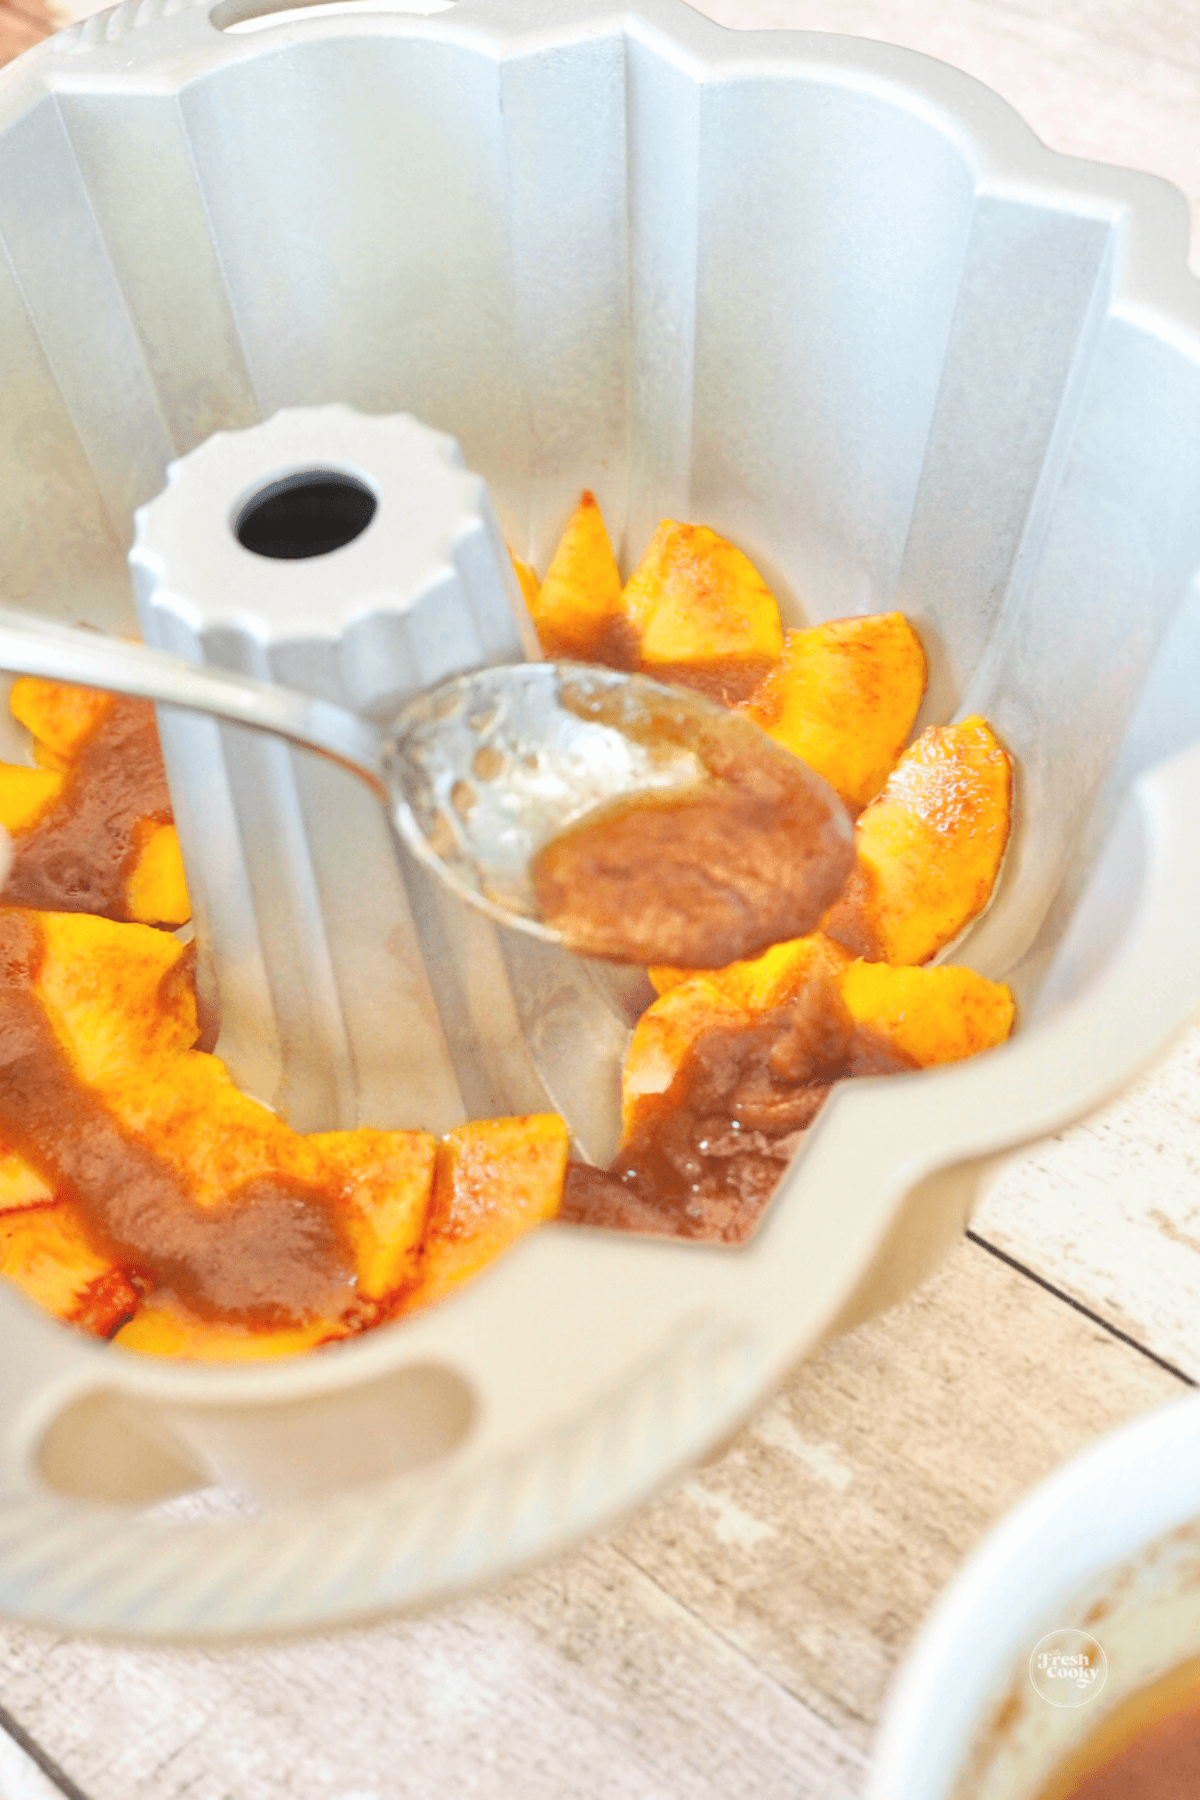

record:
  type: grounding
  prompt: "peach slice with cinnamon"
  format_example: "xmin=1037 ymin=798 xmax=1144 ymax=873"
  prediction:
xmin=4 ymin=676 xmax=190 ymax=927
xmin=124 ymin=819 xmax=190 ymax=927
xmin=623 ymin=941 xmax=1012 ymax=1142
xmin=308 ymin=1129 xmax=437 ymax=1302
xmin=618 ymin=520 xmax=784 ymax=703
xmin=407 ymin=1113 xmax=569 ymax=1311
xmin=823 ymin=716 xmax=1012 ymax=965
xmin=114 ymin=1298 xmax=336 ymax=1360
xmin=624 ymin=934 xmax=851 ymax=1138
xmin=0 ymin=1145 xmax=53 ymax=1212
xmin=839 ymin=961 xmax=1015 ymax=1067
xmin=3 ymin=911 xmax=439 ymax=1348
xmin=0 ymin=1203 xmax=138 ymax=1336
xmin=0 ymin=764 xmax=65 ymax=833
xmin=9 ymin=676 xmax=111 ymax=768
xmin=740 ymin=613 xmax=927 ymax=811
xmin=527 ymin=491 xmax=623 ymax=661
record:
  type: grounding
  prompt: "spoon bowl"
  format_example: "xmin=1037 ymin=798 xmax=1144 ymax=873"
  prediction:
xmin=0 ymin=607 xmax=852 ymax=966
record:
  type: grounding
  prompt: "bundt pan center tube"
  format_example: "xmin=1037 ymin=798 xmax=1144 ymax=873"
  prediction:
xmin=0 ymin=0 xmax=1199 ymax=1636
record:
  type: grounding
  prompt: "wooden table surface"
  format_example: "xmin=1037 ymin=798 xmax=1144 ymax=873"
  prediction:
xmin=4 ymin=0 xmax=1200 ymax=1794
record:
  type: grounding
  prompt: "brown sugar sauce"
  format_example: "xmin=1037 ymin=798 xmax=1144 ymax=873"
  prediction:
xmin=3 ymin=695 xmax=173 ymax=918
xmin=532 ymin=682 xmax=855 ymax=968
xmin=0 ymin=911 xmax=356 ymax=1328
xmin=1035 ymin=1655 xmax=1200 ymax=1800
xmin=561 ymin=974 xmax=915 ymax=1243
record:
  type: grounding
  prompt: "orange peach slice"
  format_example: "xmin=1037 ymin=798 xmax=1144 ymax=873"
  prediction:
xmin=0 ymin=1146 xmax=53 ymax=1212
xmin=25 ymin=911 xmax=437 ymax=1315
xmin=839 ymin=961 xmax=1015 ymax=1067
xmin=621 ymin=973 xmax=745 ymax=1137
xmin=34 ymin=912 xmax=199 ymax=1083
xmin=408 ymin=1114 xmax=568 ymax=1310
xmin=509 ymin=546 xmax=541 ymax=615
xmin=618 ymin=521 xmax=784 ymax=698
xmin=740 ymin=613 xmax=927 ymax=810
xmin=648 ymin=932 xmax=849 ymax=1003
xmin=0 ymin=763 xmax=65 ymax=833
xmin=624 ymin=940 xmax=1012 ymax=1138
xmin=308 ymin=1129 xmax=437 ymax=1301
xmin=624 ymin=935 xmax=850 ymax=1137
xmin=10 ymin=676 xmax=111 ymax=765
xmin=823 ymin=716 xmax=1012 ymax=966
xmin=7 ymin=678 xmax=192 ymax=926
xmin=528 ymin=491 xmax=623 ymax=660
xmin=124 ymin=821 xmax=190 ymax=928
xmin=114 ymin=1298 xmax=336 ymax=1360
xmin=0 ymin=1203 xmax=135 ymax=1334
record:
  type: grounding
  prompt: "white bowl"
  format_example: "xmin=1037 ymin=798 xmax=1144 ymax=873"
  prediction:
xmin=1 ymin=0 xmax=1199 ymax=1637
xmin=868 ymin=1391 xmax=1200 ymax=1797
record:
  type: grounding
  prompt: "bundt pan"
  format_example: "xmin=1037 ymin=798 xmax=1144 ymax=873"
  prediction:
xmin=0 ymin=0 xmax=1199 ymax=1637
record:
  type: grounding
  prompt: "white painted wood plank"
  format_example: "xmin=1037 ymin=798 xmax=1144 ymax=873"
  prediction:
xmin=0 ymin=1242 xmax=1180 ymax=1799
xmin=0 ymin=1730 xmax=68 ymax=1800
xmin=0 ymin=1544 xmax=867 ymax=1800
xmin=613 ymin=1237 xmax=1183 ymax=1750
xmin=974 ymin=1021 xmax=1200 ymax=1378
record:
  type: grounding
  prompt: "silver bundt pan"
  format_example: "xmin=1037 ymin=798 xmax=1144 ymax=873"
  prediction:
xmin=0 ymin=0 xmax=1198 ymax=1636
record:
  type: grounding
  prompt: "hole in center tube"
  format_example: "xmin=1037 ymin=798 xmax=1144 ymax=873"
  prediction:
xmin=237 ymin=468 xmax=377 ymax=558
xmin=235 ymin=470 xmax=377 ymax=561
xmin=235 ymin=468 xmax=379 ymax=558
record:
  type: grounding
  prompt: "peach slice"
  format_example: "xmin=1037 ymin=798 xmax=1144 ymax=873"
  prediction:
xmin=0 ymin=1145 xmax=53 ymax=1212
xmin=527 ymin=491 xmax=623 ymax=661
xmin=618 ymin=521 xmax=784 ymax=700
xmin=0 ymin=1203 xmax=136 ymax=1335
xmin=6 ymin=677 xmax=192 ymax=926
xmin=624 ymin=941 xmax=1012 ymax=1140
xmin=34 ymin=912 xmax=200 ymax=1083
xmin=9 ymin=676 xmax=111 ymax=766
xmin=648 ymin=931 xmax=848 ymax=1002
xmin=114 ymin=1298 xmax=337 ymax=1360
xmin=740 ymin=613 xmax=927 ymax=811
xmin=15 ymin=912 xmax=438 ymax=1334
xmin=124 ymin=820 xmax=190 ymax=928
xmin=823 ymin=716 xmax=1012 ymax=965
xmin=624 ymin=935 xmax=850 ymax=1137
xmin=509 ymin=546 xmax=541 ymax=615
xmin=839 ymin=961 xmax=1015 ymax=1067
xmin=308 ymin=1129 xmax=437 ymax=1301
xmin=408 ymin=1114 xmax=569 ymax=1311
xmin=0 ymin=764 xmax=65 ymax=833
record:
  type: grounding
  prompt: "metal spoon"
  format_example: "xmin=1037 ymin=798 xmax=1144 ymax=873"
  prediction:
xmin=0 ymin=605 xmax=852 ymax=964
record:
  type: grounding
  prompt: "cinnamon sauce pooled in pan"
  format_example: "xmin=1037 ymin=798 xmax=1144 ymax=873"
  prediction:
xmin=2 ymin=696 xmax=172 ymax=919
xmin=561 ymin=974 xmax=915 ymax=1243
xmin=0 ymin=911 xmax=357 ymax=1327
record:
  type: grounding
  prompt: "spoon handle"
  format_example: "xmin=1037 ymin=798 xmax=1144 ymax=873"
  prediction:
xmin=0 ymin=605 xmax=386 ymax=799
